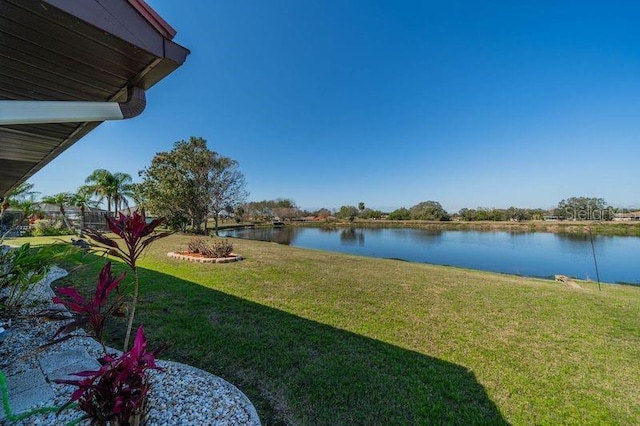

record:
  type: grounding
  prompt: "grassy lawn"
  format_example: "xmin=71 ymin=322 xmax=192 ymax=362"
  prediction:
xmin=11 ymin=234 xmax=640 ymax=425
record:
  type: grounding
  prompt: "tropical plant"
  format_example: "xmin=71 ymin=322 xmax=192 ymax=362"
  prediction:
xmin=55 ymin=326 xmax=164 ymax=425
xmin=84 ymin=212 xmax=170 ymax=351
xmin=51 ymin=262 xmax=125 ymax=352
xmin=0 ymin=243 xmax=72 ymax=312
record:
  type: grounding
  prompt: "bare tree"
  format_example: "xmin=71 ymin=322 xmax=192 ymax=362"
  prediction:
xmin=209 ymin=156 xmax=248 ymax=235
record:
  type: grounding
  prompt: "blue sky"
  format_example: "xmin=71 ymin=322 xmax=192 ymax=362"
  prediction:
xmin=29 ymin=0 xmax=640 ymax=212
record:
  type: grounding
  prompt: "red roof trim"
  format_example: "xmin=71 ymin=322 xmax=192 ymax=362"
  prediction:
xmin=126 ymin=0 xmax=177 ymax=40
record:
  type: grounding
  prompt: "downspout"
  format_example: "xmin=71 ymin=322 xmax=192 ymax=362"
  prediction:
xmin=0 ymin=87 xmax=146 ymax=125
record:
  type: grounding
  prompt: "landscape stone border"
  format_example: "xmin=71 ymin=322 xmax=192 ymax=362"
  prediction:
xmin=1 ymin=265 xmax=260 ymax=425
xmin=167 ymin=252 xmax=244 ymax=263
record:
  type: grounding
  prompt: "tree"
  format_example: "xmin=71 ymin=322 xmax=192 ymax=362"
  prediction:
xmin=41 ymin=192 xmax=74 ymax=230
xmin=358 ymin=202 xmax=365 ymax=213
xmin=85 ymin=169 xmax=133 ymax=214
xmin=0 ymin=193 xmax=41 ymax=243
xmin=555 ymin=197 xmax=612 ymax=221
xmin=387 ymin=207 xmax=411 ymax=220
xmin=138 ymin=137 xmax=247 ymax=233
xmin=409 ymin=201 xmax=450 ymax=221
xmin=73 ymin=187 xmax=100 ymax=233
xmin=1 ymin=182 xmax=36 ymax=222
xmin=337 ymin=205 xmax=359 ymax=222
xmin=359 ymin=208 xmax=383 ymax=219
xmin=110 ymin=173 xmax=134 ymax=215
xmin=209 ymin=156 xmax=248 ymax=235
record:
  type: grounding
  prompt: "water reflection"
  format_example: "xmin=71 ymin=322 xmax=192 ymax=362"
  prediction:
xmin=222 ymin=226 xmax=640 ymax=283
xmin=223 ymin=226 xmax=298 ymax=245
xmin=340 ymin=228 xmax=365 ymax=246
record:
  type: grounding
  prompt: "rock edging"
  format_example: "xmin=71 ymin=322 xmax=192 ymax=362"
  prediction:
xmin=167 ymin=252 xmax=244 ymax=263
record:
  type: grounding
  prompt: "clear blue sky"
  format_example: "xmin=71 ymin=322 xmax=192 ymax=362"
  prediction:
xmin=29 ymin=0 xmax=640 ymax=212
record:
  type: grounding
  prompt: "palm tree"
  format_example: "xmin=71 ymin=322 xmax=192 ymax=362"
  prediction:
xmin=41 ymin=192 xmax=74 ymax=230
xmin=110 ymin=172 xmax=134 ymax=215
xmin=0 ymin=194 xmax=41 ymax=243
xmin=1 ymin=182 xmax=36 ymax=221
xmin=85 ymin=169 xmax=133 ymax=214
xmin=85 ymin=169 xmax=114 ymax=213
xmin=73 ymin=187 xmax=100 ymax=234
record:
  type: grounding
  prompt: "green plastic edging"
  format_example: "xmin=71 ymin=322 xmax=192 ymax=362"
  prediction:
xmin=0 ymin=369 xmax=80 ymax=424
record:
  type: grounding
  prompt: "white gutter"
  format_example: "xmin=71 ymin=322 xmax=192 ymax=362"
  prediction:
xmin=0 ymin=86 xmax=146 ymax=125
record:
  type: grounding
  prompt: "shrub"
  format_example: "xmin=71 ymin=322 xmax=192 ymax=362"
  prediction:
xmin=0 ymin=243 xmax=74 ymax=312
xmin=187 ymin=237 xmax=233 ymax=258
xmin=32 ymin=219 xmax=74 ymax=236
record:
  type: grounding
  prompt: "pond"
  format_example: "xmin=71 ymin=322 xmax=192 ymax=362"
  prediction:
xmin=220 ymin=226 xmax=640 ymax=284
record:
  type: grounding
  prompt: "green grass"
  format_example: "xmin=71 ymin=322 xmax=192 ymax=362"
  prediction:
xmin=15 ymin=234 xmax=640 ymax=425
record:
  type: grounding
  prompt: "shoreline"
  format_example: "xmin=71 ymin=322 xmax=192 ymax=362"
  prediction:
xmin=284 ymin=219 xmax=640 ymax=236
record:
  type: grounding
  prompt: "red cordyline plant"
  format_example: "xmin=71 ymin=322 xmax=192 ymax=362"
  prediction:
xmin=84 ymin=212 xmax=170 ymax=351
xmin=50 ymin=262 xmax=125 ymax=352
xmin=56 ymin=326 xmax=165 ymax=425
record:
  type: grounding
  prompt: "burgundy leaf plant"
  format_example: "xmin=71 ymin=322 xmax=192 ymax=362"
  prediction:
xmin=56 ymin=326 xmax=165 ymax=425
xmin=50 ymin=262 xmax=125 ymax=352
xmin=84 ymin=212 xmax=170 ymax=350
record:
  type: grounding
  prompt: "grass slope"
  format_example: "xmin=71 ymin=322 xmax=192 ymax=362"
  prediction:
xmin=18 ymin=234 xmax=640 ymax=425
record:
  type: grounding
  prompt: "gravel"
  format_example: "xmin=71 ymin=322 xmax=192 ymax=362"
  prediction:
xmin=1 ymin=267 xmax=261 ymax=425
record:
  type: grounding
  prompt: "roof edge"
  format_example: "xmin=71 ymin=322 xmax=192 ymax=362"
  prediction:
xmin=126 ymin=0 xmax=177 ymax=40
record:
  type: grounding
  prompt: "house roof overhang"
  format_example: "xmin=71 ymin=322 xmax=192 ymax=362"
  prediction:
xmin=0 ymin=0 xmax=190 ymax=198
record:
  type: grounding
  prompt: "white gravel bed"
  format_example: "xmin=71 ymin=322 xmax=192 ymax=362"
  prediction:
xmin=1 ymin=267 xmax=260 ymax=425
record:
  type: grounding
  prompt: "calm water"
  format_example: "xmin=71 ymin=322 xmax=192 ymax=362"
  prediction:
xmin=220 ymin=226 xmax=640 ymax=284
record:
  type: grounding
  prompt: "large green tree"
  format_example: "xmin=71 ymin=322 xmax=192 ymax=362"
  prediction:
xmin=138 ymin=136 xmax=247 ymax=233
xmin=555 ymin=197 xmax=612 ymax=221
xmin=409 ymin=201 xmax=450 ymax=221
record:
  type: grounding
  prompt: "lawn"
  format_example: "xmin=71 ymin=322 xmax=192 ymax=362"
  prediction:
xmin=9 ymin=234 xmax=640 ymax=425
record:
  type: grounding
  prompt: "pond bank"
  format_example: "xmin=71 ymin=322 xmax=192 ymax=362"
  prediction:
xmin=288 ymin=219 xmax=640 ymax=236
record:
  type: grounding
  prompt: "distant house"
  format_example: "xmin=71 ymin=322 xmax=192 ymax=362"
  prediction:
xmin=613 ymin=211 xmax=640 ymax=221
xmin=543 ymin=215 xmax=560 ymax=221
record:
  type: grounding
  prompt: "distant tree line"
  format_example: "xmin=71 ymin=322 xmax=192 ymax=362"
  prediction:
xmin=238 ymin=199 xmax=305 ymax=222
xmin=236 ymin=196 xmax=622 ymax=223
